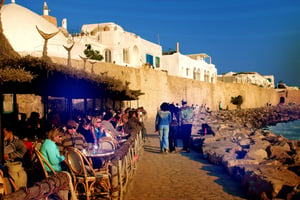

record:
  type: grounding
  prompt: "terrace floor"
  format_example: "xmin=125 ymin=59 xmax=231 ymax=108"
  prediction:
xmin=124 ymin=135 xmax=247 ymax=200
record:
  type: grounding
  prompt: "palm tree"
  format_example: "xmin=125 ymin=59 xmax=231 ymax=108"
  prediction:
xmin=0 ymin=0 xmax=20 ymax=59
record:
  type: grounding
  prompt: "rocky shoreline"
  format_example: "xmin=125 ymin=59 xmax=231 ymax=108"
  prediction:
xmin=192 ymin=104 xmax=300 ymax=200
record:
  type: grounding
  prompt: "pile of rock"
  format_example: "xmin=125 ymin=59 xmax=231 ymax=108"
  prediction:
xmin=192 ymin=104 xmax=300 ymax=199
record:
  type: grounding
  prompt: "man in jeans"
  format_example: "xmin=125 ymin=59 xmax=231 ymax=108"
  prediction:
xmin=179 ymin=100 xmax=194 ymax=153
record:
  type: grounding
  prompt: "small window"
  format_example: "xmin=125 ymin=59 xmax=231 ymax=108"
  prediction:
xmin=146 ymin=54 xmax=153 ymax=66
xmin=105 ymin=49 xmax=112 ymax=63
xmin=155 ymin=57 xmax=160 ymax=68
xmin=123 ymin=49 xmax=129 ymax=63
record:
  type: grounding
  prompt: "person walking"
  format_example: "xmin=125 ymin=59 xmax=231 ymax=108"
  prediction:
xmin=179 ymin=100 xmax=194 ymax=153
xmin=155 ymin=102 xmax=172 ymax=153
xmin=168 ymin=103 xmax=180 ymax=153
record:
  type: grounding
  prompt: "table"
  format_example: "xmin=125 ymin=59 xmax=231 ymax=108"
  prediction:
xmin=84 ymin=150 xmax=115 ymax=172
xmin=84 ymin=150 xmax=115 ymax=158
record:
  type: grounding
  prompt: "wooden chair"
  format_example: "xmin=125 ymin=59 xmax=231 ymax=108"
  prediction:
xmin=65 ymin=147 xmax=111 ymax=200
xmin=34 ymin=147 xmax=56 ymax=178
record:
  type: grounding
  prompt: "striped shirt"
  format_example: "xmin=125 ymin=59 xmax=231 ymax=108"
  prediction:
xmin=58 ymin=132 xmax=87 ymax=153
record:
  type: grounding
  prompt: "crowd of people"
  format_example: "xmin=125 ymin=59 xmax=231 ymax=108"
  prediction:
xmin=155 ymin=100 xmax=206 ymax=154
xmin=1 ymin=106 xmax=148 ymax=190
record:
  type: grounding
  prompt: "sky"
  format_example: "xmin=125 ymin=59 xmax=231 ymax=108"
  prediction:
xmin=4 ymin=0 xmax=300 ymax=87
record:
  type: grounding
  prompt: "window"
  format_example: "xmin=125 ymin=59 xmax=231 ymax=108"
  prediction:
xmin=123 ymin=49 xmax=129 ymax=63
xmin=155 ymin=57 xmax=160 ymax=68
xmin=146 ymin=54 xmax=153 ymax=66
xmin=105 ymin=49 xmax=112 ymax=63
xmin=193 ymin=68 xmax=197 ymax=79
xmin=186 ymin=68 xmax=189 ymax=76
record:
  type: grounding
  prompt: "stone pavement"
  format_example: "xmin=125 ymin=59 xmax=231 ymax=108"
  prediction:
xmin=124 ymin=135 xmax=247 ymax=200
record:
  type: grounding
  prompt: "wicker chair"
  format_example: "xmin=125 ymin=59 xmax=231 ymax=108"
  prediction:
xmin=34 ymin=147 xmax=56 ymax=179
xmin=65 ymin=147 xmax=111 ymax=200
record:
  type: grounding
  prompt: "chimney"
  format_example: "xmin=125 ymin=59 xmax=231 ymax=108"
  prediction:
xmin=43 ymin=2 xmax=49 ymax=16
xmin=62 ymin=18 xmax=67 ymax=30
xmin=176 ymin=42 xmax=179 ymax=53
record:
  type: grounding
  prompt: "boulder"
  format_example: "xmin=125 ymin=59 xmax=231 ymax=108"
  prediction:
xmin=245 ymin=148 xmax=268 ymax=163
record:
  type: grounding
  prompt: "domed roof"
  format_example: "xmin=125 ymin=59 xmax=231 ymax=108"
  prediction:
xmin=1 ymin=3 xmax=68 ymax=57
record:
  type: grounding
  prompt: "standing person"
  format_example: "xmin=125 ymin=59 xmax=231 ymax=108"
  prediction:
xmin=155 ymin=102 xmax=172 ymax=153
xmin=179 ymin=100 xmax=194 ymax=153
xmin=169 ymin=103 xmax=180 ymax=153
xmin=40 ymin=129 xmax=65 ymax=173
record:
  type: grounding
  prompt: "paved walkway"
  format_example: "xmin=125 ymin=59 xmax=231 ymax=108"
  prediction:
xmin=124 ymin=135 xmax=247 ymax=200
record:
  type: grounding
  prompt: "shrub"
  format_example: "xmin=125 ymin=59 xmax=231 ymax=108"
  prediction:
xmin=84 ymin=44 xmax=103 ymax=61
xmin=231 ymin=95 xmax=243 ymax=109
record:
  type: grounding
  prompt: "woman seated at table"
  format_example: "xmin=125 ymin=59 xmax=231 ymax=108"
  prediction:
xmin=77 ymin=118 xmax=95 ymax=144
xmin=40 ymin=129 xmax=66 ymax=173
xmin=90 ymin=116 xmax=106 ymax=141
xmin=115 ymin=114 xmax=130 ymax=134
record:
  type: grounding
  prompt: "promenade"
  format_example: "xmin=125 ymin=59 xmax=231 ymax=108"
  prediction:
xmin=123 ymin=135 xmax=247 ymax=200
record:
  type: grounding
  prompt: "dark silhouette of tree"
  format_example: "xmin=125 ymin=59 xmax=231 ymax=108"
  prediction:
xmin=231 ymin=95 xmax=243 ymax=109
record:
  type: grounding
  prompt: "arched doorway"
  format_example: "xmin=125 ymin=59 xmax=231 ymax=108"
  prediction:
xmin=279 ymin=96 xmax=285 ymax=104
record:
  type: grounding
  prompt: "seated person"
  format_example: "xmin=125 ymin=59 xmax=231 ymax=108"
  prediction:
xmin=101 ymin=113 xmax=121 ymax=137
xmin=40 ymin=129 xmax=65 ymax=172
xmin=77 ymin=118 xmax=95 ymax=144
xmin=90 ymin=116 xmax=106 ymax=141
xmin=58 ymin=120 xmax=88 ymax=154
xmin=127 ymin=110 xmax=143 ymax=134
xmin=3 ymin=124 xmax=27 ymax=163
xmin=116 ymin=114 xmax=130 ymax=134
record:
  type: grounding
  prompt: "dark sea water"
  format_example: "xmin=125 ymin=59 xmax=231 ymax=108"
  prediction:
xmin=266 ymin=119 xmax=300 ymax=141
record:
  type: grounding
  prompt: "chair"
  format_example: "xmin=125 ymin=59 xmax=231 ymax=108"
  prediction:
xmin=98 ymin=137 xmax=117 ymax=151
xmin=65 ymin=147 xmax=111 ymax=200
xmin=34 ymin=147 xmax=56 ymax=179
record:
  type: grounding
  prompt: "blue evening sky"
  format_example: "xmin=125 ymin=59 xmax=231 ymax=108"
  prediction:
xmin=5 ymin=0 xmax=300 ymax=87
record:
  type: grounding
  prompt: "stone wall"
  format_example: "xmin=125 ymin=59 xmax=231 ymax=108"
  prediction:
xmin=15 ymin=57 xmax=300 ymax=133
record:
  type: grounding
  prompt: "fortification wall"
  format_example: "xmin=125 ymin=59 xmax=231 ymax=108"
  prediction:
xmin=49 ymin=57 xmax=284 ymax=133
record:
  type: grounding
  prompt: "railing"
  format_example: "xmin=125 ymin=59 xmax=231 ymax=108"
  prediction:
xmin=110 ymin=131 xmax=144 ymax=200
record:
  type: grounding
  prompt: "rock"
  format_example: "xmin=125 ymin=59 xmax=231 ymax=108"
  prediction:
xmin=192 ymin=105 xmax=300 ymax=199
xmin=267 ymin=144 xmax=292 ymax=164
xmin=245 ymin=148 xmax=268 ymax=163
xmin=239 ymin=138 xmax=251 ymax=148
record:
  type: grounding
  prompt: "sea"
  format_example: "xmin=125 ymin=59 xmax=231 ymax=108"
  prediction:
xmin=266 ymin=119 xmax=300 ymax=141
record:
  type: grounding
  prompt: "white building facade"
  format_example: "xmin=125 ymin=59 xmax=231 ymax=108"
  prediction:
xmin=218 ymin=72 xmax=275 ymax=88
xmin=79 ymin=23 xmax=162 ymax=68
xmin=2 ymin=1 xmax=217 ymax=83
xmin=161 ymin=45 xmax=217 ymax=83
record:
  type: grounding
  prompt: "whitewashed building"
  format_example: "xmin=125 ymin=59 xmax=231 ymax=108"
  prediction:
xmin=1 ymin=2 xmax=70 ymax=58
xmin=1 ymin=1 xmax=162 ymax=68
xmin=218 ymin=72 xmax=275 ymax=88
xmin=79 ymin=23 xmax=162 ymax=68
xmin=160 ymin=43 xmax=217 ymax=83
xmin=2 ymin=1 xmax=217 ymax=83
